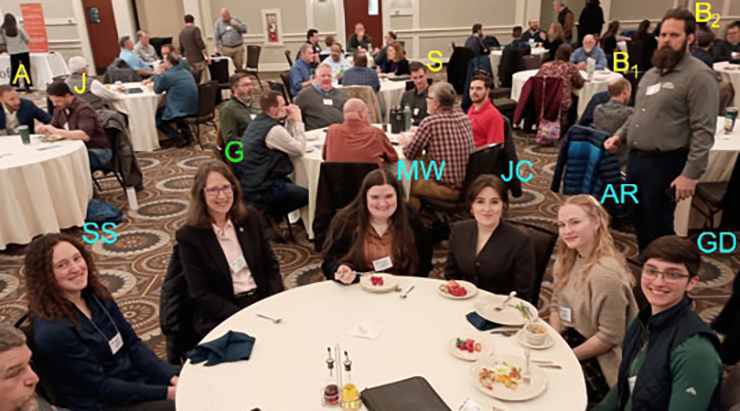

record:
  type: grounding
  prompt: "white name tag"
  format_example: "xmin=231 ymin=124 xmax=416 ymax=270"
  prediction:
xmin=229 ymin=256 xmax=247 ymax=273
xmin=109 ymin=332 xmax=124 ymax=355
xmin=558 ymin=306 xmax=572 ymax=323
xmin=225 ymin=26 xmax=232 ymax=31
xmin=413 ymin=108 xmax=419 ymax=116
xmin=628 ymin=376 xmax=637 ymax=394
xmin=661 ymin=82 xmax=675 ymax=90
xmin=646 ymin=83 xmax=661 ymax=96
xmin=323 ymin=98 xmax=333 ymax=106
xmin=372 ymin=256 xmax=393 ymax=272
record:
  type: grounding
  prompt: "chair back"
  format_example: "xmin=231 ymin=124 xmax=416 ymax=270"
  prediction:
xmin=499 ymin=48 xmax=531 ymax=88
xmin=208 ymin=59 xmax=230 ymax=85
xmin=626 ymin=257 xmax=649 ymax=310
xmin=720 ymin=151 xmax=740 ymax=230
xmin=508 ymin=221 xmax=558 ymax=307
xmin=279 ymin=71 xmax=293 ymax=103
xmin=484 ymin=35 xmax=501 ymax=48
xmin=247 ymin=45 xmax=261 ymax=70
xmin=447 ymin=46 xmax=474 ymax=94
xmin=340 ymin=86 xmax=382 ymax=123
xmin=196 ymin=82 xmax=219 ymax=121
xmin=522 ymin=54 xmax=542 ymax=71
xmin=458 ymin=143 xmax=506 ymax=202
xmin=268 ymin=80 xmax=289 ymax=103
xmin=313 ymin=162 xmax=380 ymax=251
xmin=284 ymin=50 xmax=294 ymax=66
xmin=14 ymin=315 xmax=65 ymax=405
xmin=719 ymin=72 xmax=735 ymax=116
xmin=160 ymin=244 xmax=199 ymax=364
xmin=149 ymin=37 xmax=173 ymax=59
xmin=513 ymin=75 xmax=564 ymax=125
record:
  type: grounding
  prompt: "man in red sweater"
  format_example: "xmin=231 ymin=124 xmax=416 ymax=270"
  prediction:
xmin=467 ymin=74 xmax=505 ymax=148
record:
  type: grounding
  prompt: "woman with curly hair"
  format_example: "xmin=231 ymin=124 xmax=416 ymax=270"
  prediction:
xmin=550 ymin=195 xmax=638 ymax=406
xmin=25 ymin=234 xmax=178 ymax=411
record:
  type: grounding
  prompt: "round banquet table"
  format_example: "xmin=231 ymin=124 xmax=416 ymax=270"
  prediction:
xmin=510 ymin=69 xmax=623 ymax=118
xmin=291 ymin=125 xmax=409 ymax=239
xmin=714 ymin=62 xmax=740 ymax=109
xmin=489 ymin=47 xmax=550 ymax=86
xmin=675 ymin=117 xmax=740 ymax=236
xmin=108 ymin=82 xmax=165 ymax=152
xmin=0 ymin=135 xmax=92 ymax=250
xmin=338 ymin=78 xmax=406 ymax=123
xmin=176 ymin=278 xmax=587 ymax=411
xmin=0 ymin=52 xmax=69 ymax=90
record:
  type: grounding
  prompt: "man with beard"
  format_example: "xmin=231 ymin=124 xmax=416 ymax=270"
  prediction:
xmin=522 ymin=19 xmax=544 ymax=43
xmin=465 ymin=23 xmax=491 ymax=58
xmin=220 ymin=72 xmax=258 ymax=144
xmin=0 ymin=323 xmax=68 ymax=411
xmin=467 ymin=75 xmax=504 ymax=148
xmin=604 ymin=8 xmax=718 ymax=253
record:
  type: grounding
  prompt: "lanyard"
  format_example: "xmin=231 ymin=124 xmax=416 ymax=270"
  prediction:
xmin=85 ymin=295 xmax=122 ymax=343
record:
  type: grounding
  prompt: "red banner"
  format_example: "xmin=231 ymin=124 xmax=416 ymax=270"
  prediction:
xmin=20 ymin=3 xmax=49 ymax=53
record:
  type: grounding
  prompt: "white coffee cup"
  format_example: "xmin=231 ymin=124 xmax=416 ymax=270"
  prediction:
xmin=523 ymin=323 xmax=547 ymax=346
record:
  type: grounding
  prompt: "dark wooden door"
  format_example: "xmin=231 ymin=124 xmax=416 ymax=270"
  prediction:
xmin=343 ymin=0 xmax=383 ymax=50
xmin=82 ymin=0 xmax=120 ymax=74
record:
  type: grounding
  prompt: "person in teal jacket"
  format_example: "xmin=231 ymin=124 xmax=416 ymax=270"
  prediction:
xmin=145 ymin=52 xmax=198 ymax=147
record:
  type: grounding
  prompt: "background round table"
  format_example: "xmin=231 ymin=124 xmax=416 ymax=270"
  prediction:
xmin=0 ymin=135 xmax=92 ymax=250
xmin=176 ymin=278 xmax=587 ymax=411
xmin=291 ymin=125 xmax=408 ymax=239
xmin=0 ymin=52 xmax=69 ymax=90
xmin=489 ymin=47 xmax=550 ymax=86
xmin=714 ymin=62 xmax=740 ymax=109
xmin=108 ymin=82 xmax=165 ymax=152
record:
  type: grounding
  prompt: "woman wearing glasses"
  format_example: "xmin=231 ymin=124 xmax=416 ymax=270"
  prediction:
xmin=551 ymin=195 xmax=638 ymax=406
xmin=176 ymin=161 xmax=284 ymax=339
xmin=595 ymin=236 xmax=722 ymax=411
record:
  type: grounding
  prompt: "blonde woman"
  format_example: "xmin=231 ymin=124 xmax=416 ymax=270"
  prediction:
xmin=550 ymin=195 xmax=638 ymax=406
xmin=543 ymin=22 xmax=566 ymax=62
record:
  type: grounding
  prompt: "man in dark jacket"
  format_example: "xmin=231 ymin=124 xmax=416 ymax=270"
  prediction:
xmin=554 ymin=0 xmax=575 ymax=43
xmin=713 ymin=21 xmax=740 ymax=62
xmin=577 ymin=0 xmax=604 ymax=45
xmin=465 ymin=23 xmax=490 ymax=57
xmin=0 ymin=84 xmax=50 ymax=134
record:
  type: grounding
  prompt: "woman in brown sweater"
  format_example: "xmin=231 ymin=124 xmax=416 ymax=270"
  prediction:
xmin=550 ymin=195 xmax=638 ymax=406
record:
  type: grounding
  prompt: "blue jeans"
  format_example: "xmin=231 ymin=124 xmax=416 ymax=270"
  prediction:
xmin=155 ymin=107 xmax=190 ymax=141
xmin=88 ymin=148 xmax=112 ymax=171
xmin=244 ymin=178 xmax=308 ymax=219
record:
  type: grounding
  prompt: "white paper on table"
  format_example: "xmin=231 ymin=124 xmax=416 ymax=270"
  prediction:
xmin=349 ymin=320 xmax=383 ymax=340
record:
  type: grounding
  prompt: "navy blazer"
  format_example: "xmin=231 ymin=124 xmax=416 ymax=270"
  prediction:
xmin=0 ymin=98 xmax=51 ymax=134
xmin=33 ymin=291 xmax=177 ymax=411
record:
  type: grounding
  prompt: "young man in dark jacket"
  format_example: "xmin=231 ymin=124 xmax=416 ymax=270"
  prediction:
xmin=0 ymin=84 xmax=50 ymax=134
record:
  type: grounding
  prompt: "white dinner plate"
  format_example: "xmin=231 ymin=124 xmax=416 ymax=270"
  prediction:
xmin=437 ymin=280 xmax=477 ymax=300
xmin=514 ymin=329 xmax=555 ymax=350
xmin=359 ymin=273 xmax=398 ymax=293
xmin=470 ymin=355 xmax=548 ymax=402
xmin=448 ymin=336 xmax=491 ymax=361
xmin=473 ymin=296 xmax=538 ymax=326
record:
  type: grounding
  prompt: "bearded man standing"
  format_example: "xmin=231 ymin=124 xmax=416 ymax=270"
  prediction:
xmin=604 ymin=8 xmax=718 ymax=253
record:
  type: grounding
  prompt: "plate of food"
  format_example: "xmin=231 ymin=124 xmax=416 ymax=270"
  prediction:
xmin=41 ymin=134 xmax=65 ymax=142
xmin=514 ymin=321 xmax=555 ymax=350
xmin=359 ymin=273 xmax=398 ymax=293
xmin=438 ymin=280 xmax=477 ymax=300
xmin=470 ymin=355 xmax=547 ymax=401
xmin=473 ymin=296 xmax=538 ymax=326
xmin=448 ymin=336 xmax=490 ymax=361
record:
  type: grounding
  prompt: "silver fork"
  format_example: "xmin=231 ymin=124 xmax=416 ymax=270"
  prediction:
xmin=400 ymin=285 xmax=415 ymax=298
xmin=523 ymin=348 xmax=532 ymax=385
xmin=494 ymin=291 xmax=517 ymax=311
xmin=256 ymin=313 xmax=282 ymax=324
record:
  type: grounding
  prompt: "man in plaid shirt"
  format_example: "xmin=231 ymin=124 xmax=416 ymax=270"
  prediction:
xmin=401 ymin=81 xmax=475 ymax=207
xmin=340 ymin=51 xmax=380 ymax=92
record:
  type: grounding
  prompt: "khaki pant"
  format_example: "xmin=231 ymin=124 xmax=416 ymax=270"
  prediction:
xmin=189 ymin=61 xmax=211 ymax=84
xmin=409 ymin=180 xmax=460 ymax=208
xmin=220 ymin=44 xmax=245 ymax=70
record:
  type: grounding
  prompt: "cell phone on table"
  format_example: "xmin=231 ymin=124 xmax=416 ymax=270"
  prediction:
xmin=665 ymin=185 xmax=676 ymax=202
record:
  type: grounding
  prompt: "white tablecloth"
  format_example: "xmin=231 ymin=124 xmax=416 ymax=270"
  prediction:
xmin=108 ymin=83 xmax=164 ymax=152
xmin=490 ymin=47 xmax=549 ymax=86
xmin=0 ymin=52 xmax=69 ymax=90
xmin=338 ymin=78 xmax=406 ymax=123
xmin=511 ymin=69 xmax=623 ymax=118
xmin=292 ymin=125 xmax=408 ymax=239
xmin=714 ymin=62 xmax=740 ymax=109
xmin=674 ymin=117 xmax=740 ymax=236
xmin=176 ymin=278 xmax=587 ymax=410
xmin=0 ymin=135 xmax=92 ymax=250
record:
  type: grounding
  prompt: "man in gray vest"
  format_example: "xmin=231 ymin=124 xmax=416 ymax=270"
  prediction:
xmin=65 ymin=56 xmax=119 ymax=111
xmin=233 ymin=90 xmax=308 ymax=224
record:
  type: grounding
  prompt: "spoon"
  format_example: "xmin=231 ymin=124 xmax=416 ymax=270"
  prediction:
xmin=495 ymin=291 xmax=517 ymax=311
xmin=256 ymin=313 xmax=282 ymax=324
xmin=400 ymin=285 xmax=415 ymax=299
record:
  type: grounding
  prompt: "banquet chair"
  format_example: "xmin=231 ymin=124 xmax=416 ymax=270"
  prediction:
xmin=522 ymin=54 xmax=542 ymax=71
xmin=14 ymin=314 xmax=65 ymax=406
xmin=278 ymin=71 xmax=293 ymax=103
xmin=501 ymin=116 xmax=522 ymax=198
xmin=339 ymin=86 xmax=382 ymax=123
xmin=626 ymin=258 xmax=649 ymax=310
xmin=507 ymin=220 xmax=558 ymax=307
xmin=207 ymin=58 xmax=230 ymax=106
xmin=313 ymin=162 xmax=380 ymax=251
xmin=692 ymin=154 xmax=740 ymax=230
xmin=246 ymin=45 xmax=265 ymax=91
xmin=183 ymin=81 xmax=219 ymax=149
xmin=161 ymin=244 xmax=199 ymax=364
xmin=719 ymin=72 xmax=735 ymax=116
xmin=93 ymin=127 xmax=128 ymax=194
xmin=284 ymin=50 xmax=294 ymax=67
xmin=268 ymin=80 xmax=289 ymax=104
xmin=498 ymin=48 xmax=530 ymax=88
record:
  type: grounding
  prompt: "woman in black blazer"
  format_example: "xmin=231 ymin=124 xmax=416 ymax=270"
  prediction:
xmin=445 ymin=175 xmax=536 ymax=302
xmin=377 ymin=42 xmax=410 ymax=75
xmin=322 ymin=169 xmax=432 ymax=284
xmin=176 ymin=161 xmax=284 ymax=338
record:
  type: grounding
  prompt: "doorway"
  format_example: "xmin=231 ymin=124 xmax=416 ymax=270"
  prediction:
xmin=343 ymin=0 xmax=383 ymax=51
xmin=82 ymin=0 xmax=120 ymax=74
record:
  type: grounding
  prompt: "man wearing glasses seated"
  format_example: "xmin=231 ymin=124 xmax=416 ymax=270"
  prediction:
xmin=594 ymin=236 xmax=722 ymax=411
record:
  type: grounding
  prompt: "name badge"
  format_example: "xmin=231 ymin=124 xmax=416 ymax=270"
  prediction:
xmin=661 ymin=82 xmax=675 ymax=90
xmin=646 ymin=83 xmax=661 ymax=96
xmin=229 ymin=256 xmax=248 ymax=273
xmin=413 ymin=108 xmax=419 ymax=116
xmin=109 ymin=332 xmax=124 ymax=355
xmin=628 ymin=376 xmax=637 ymax=394
xmin=225 ymin=26 xmax=232 ymax=31
xmin=323 ymin=98 xmax=333 ymax=106
xmin=372 ymin=256 xmax=393 ymax=272
xmin=558 ymin=306 xmax=572 ymax=323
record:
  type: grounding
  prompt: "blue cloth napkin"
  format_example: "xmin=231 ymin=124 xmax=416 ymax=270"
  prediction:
xmin=466 ymin=312 xmax=504 ymax=331
xmin=186 ymin=331 xmax=255 ymax=366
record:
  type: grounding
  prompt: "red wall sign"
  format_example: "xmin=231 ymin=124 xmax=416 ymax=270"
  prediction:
xmin=20 ymin=3 xmax=49 ymax=53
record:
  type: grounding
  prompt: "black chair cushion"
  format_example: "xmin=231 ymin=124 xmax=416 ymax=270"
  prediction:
xmin=696 ymin=181 xmax=729 ymax=207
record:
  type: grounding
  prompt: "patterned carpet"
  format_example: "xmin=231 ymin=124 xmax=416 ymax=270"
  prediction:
xmin=0 ymin=76 xmax=737 ymax=360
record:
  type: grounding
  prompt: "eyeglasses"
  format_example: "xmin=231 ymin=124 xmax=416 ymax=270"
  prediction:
xmin=204 ymin=184 xmax=234 ymax=197
xmin=642 ymin=267 xmax=691 ymax=283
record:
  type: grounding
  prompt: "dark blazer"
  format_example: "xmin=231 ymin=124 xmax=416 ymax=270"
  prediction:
xmin=322 ymin=203 xmax=433 ymax=282
xmin=381 ymin=58 xmax=410 ymax=76
xmin=445 ymin=220 xmax=536 ymax=302
xmin=0 ymin=98 xmax=51 ymax=134
xmin=33 ymin=290 xmax=177 ymax=411
xmin=176 ymin=207 xmax=284 ymax=338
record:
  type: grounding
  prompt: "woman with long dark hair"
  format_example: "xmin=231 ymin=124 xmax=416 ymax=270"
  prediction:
xmin=25 ymin=234 xmax=178 ymax=411
xmin=543 ymin=22 xmax=566 ymax=62
xmin=322 ymin=168 xmax=432 ymax=283
xmin=1 ymin=13 xmax=32 ymax=92
xmin=601 ymin=21 xmax=632 ymax=65
xmin=377 ymin=42 xmax=410 ymax=76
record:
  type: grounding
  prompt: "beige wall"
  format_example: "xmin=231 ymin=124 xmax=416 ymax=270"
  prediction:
xmin=136 ymin=0 xmax=185 ymax=40
xmin=419 ymin=0 xmax=515 ymax=28
xmin=609 ymin=0 xmax=674 ymax=23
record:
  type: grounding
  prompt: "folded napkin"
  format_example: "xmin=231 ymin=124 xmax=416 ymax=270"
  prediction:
xmin=349 ymin=320 xmax=383 ymax=340
xmin=186 ymin=331 xmax=255 ymax=366
xmin=466 ymin=312 xmax=503 ymax=331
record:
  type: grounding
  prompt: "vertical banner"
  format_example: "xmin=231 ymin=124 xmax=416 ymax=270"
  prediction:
xmin=20 ymin=3 xmax=49 ymax=53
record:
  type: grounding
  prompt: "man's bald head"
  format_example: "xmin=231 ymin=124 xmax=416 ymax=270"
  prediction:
xmin=221 ymin=7 xmax=231 ymax=21
xmin=583 ymin=34 xmax=597 ymax=52
xmin=343 ymin=98 xmax=369 ymax=123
